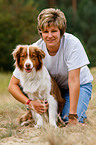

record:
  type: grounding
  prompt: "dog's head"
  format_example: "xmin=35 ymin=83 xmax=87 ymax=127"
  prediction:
xmin=12 ymin=45 xmax=45 ymax=73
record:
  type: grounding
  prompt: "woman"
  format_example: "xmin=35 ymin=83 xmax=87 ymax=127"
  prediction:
xmin=8 ymin=8 xmax=93 ymax=125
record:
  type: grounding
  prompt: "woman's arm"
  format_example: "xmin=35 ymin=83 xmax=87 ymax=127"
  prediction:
xmin=8 ymin=75 xmax=48 ymax=114
xmin=8 ymin=75 xmax=29 ymax=104
xmin=68 ymin=68 xmax=80 ymax=124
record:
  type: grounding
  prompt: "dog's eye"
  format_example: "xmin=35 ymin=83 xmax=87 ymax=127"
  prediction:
xmin=20 ymin=55 xmax=25 ymax=58
xmin=30 ymin=54 xmax=36 ymax=58
xmin=20 ymin=55 xmax=26 ymax=59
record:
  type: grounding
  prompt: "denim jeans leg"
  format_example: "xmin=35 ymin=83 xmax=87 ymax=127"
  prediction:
xmin=77 ymin=83 xmax=92 ymax=123
xmin=61 ymin=89 xmax=70 ymax=122
xmin=61 ymin=83 xmax=92 ymax=123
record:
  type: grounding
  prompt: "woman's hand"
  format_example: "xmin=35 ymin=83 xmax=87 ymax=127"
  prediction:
xmin=68 ymin=118 xmax=78 ymax=125
xmin=67 ymin=118 xmax=87 ymax=127
xmin=29 ymin=100 xmax=49 ymax=114
xmin=68 ymin=113 xmax=78 ymax=125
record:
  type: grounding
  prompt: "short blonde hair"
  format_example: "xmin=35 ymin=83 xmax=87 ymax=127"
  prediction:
xmin=37 ymin=8 xmax=67 ymax=37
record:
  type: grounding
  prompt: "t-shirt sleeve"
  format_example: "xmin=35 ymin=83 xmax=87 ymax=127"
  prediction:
xmin=13 ymin=67 xmax=20 ymax=80
xmin=65 ymin=38 xmax=90 ymax=71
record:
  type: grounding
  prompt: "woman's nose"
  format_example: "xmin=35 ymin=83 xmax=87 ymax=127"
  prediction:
xmin=48 ymin=31 xmax=52 ymax=37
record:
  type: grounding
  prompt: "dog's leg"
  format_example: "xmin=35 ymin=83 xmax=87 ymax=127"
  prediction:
xmin=47 ymin=95 xmax=58 ymax=127
xmin=31 ymin=110 xmax=43 ymax=128
xmin=19 ymin=110 xmax=32 ymax=126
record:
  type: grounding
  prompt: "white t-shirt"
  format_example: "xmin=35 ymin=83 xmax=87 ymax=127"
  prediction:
xmin=13 ymin=33 xmax=93 ymax=89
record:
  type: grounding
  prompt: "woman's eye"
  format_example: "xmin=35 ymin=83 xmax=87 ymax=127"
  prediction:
xmin=52 ymin=30 xmax=57 ymax=32
xmin=43 ymin=30 xmax=57 ymax=33
xmin=43 ymin=31 xmax=48 ymax=33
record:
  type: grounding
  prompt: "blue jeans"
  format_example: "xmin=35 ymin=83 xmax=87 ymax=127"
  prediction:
xmin=61 ymin=83 xmax=92 ymax=123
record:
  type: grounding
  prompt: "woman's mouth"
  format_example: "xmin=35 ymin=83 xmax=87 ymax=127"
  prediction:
xmin=47 ymin=39 xmax=55 ymax=42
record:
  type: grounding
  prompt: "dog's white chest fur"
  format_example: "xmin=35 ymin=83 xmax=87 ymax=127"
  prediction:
xmin=19 ymin=66 xmax=58 ymax=128
xmin=20 ymin=66 xmax=51 ymax=100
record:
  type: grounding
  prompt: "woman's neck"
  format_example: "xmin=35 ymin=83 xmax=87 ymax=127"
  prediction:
xmin=47 ymin=49 xmax=59 ymax=56
xmin=46 ymin=42 xmax=60 ymax=56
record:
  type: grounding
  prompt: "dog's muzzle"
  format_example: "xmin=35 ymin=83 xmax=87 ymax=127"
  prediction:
xmin=24 ymin=59 xmax=33 ymax=73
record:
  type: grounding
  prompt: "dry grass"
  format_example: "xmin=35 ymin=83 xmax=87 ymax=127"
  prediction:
xmin=0 ymin=68 xmax=96 ymax=145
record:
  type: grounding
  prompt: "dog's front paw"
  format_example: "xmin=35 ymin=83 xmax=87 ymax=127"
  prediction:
xmin=21 ymin=120 xmax=31 ymax=126
xmin=49 ymin=119 xmax=57 ymax=128
xmin=34 ymin=124 xmax=43 ymax=129
xmin=50 ymin=123 xmax=58 ymax=128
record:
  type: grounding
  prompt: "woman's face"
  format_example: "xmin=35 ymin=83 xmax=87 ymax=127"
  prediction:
xmin=41 ymin=25 xmax=61 ymax=52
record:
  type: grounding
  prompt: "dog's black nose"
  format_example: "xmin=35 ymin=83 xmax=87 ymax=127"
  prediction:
xmin=26 ymin=63 xmax=30 ymax=68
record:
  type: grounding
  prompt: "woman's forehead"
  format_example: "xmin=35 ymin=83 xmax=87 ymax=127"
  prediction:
xmin=42 ymin=23 xmax=59 ymax=30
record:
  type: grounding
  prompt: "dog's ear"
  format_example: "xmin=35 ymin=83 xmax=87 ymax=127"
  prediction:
xmin=36 ymin=48 xmax=45 ymax=59
xmin=12 ymin=45 xmax=23 ymax=60
xmin=12 ymin=45 xmax=24 ymax=67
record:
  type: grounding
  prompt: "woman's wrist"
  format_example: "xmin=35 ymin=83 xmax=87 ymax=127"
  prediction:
xmin=69 ymin=108 xmax=78 ymax=115
xmin=68 ymin=114 xmax=78 ymax=120
xmin=26 ymin=99 xmax=32 ymax=105
xmin=26 ymin=99 xmax=32 ymax=110
xmin=68 ymin=114 xmax=78 ymax=125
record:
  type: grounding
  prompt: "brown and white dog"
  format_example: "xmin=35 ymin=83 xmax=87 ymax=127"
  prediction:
xmin=13 ymin=45 xmax=65 ymax=128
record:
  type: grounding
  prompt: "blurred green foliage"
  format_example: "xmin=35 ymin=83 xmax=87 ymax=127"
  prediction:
xmin=0 ymin=0 xmax=39 ymax=71
xmin=0 ymin=0 xmax=96 ymax=71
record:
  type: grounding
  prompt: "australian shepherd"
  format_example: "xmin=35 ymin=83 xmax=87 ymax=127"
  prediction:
xmin=12 ymin=45 xmax=65 ymax=128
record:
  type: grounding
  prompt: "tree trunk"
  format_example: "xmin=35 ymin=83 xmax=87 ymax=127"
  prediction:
xmin=72 ymin=0 xmax=77 ymax=23
xmin=47 ymin=0 xmax=57 ymax=7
